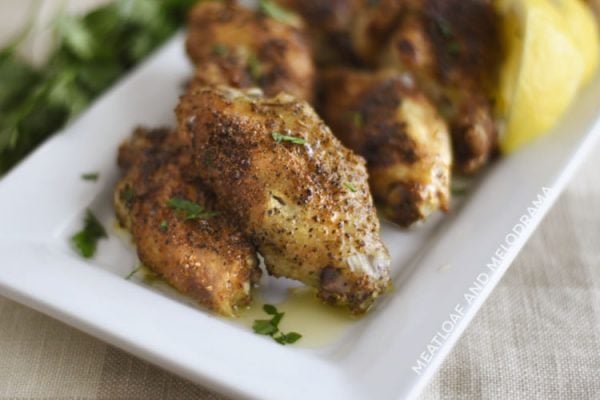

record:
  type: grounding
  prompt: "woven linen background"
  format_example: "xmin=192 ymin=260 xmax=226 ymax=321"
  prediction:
xmin=1 ymin=1 xmax=599 ymax=399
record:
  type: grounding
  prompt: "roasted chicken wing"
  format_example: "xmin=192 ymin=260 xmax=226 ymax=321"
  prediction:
xmin=186 ymin=1 xmax=315 ymax=102
xmin=275 ymin=0 xmax=360 ymax=66
xmin=176 ymin=86 xmax=391 ymax=313
xmin=114 ymin=127 xmax=260 ymax=317
xmin=352 ymin=0 xmax=502 ymax=173
xmin=320 ymin=68 xmax=451 ymax=226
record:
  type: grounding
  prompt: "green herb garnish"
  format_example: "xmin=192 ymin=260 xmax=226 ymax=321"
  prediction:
xmin=81 ymin=172 xmax=99 ymax=181
xmin=351 ymin=112 xmax=363 ymax=128
xmin=252 ymin=304 xmax=302 ymax=345
xmin=125 ymin=265 xmax=142 ymax=280
xmin=71 ymin=210 xmax=107 ymax=258
xmin=247 ymin=52 xmax=262 ymax=82
xmin=159 ymin=220 xmax=169 ymax=232
xmin=212 ymin=43 xmax=229 ymax=56
xmin=258 ymin=0 xmax=298 ymax=25
xmin=344 ymin=182 xmax=357 ymax=193
xmin=272 ymin=132 xmax=306 ymax=145
xmin=0 ymin=0 xmax=198 ymax=175
xmin=167 ymin=197 xmax=220 ymax=220
xmin=435 ymin=17 xmax=453 ymax=38
xmin=120 ymin=185 xmax=135 ymax=208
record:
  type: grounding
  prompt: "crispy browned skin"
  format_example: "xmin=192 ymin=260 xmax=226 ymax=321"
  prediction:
xmin=320 ymin=68 xmax=451 ymax=226
xmin=353 ymin=0 xmax=501 ymax=173
xmin=114 ymin=127 xmax=260 ymax=317
xmin=351 ymin=0 xmax=416 ymax=64
xmin=275 ymin=0 xmax=360 ymax=66
xmin=186 ymin=1 xmax=315 ymax=102
xmin=176 ymin=86 xmax=391 ymax=314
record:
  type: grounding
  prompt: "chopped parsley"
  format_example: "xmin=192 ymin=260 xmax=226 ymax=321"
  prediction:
xmin=272 ymin=132 xmax=306 ymax=145
xmin=159 ymin=220 xmax=169 ymax=232
xmin=212 ymin=43 xmax=228 ymax=56
xmin=120 ymin=185 xmax=135 ymax=208
xmin=344 ymin=182 xmax=357 ymax=193
xmin=125 ymin=265 xmax=142 ymax=280
xmin=435 ymin=17 xmax=453 ymax=38
xmin=167 ymin=197 xmax=219 ymax=220
xmin=81 ymin=172 xmax=99 ymax=181
xmin=352 ymin=112 xmax=363 ymax=128
xmin=247 ymin=52 xmax=262 ymax=82
xmin=259 ymin=0 xmax=298 ymax=25
xmin=71 ymin=210 xmax=107 ymax=258
xmin=252 ymin=304 xmax=302 ymax=345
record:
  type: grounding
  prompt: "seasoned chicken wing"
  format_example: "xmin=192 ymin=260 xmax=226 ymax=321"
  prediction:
xmin=186 ymin=1 xmax=315 ymax=102
xmin=320 ymin=68 xmax=451 ymax=226
xmin=114 ymin=127 xmax=260 ymax=317
xmin=350 ymin=0 xmax=501 ymax=173
xmin=275 ymin=0 xmax=360 ymax=66
xmin=176 ymin=86 xmax=391 ymax=313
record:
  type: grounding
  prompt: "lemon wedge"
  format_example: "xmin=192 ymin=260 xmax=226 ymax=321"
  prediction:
xmin=496 ymin=0 xmax=599 ymax=153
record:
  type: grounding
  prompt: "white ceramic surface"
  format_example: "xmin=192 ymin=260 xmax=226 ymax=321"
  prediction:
xmin=0 ymin=34 xmax=599 ymax=400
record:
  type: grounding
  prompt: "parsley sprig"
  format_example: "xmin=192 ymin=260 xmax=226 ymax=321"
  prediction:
xmin=81 ymin=172 xmax=99 ymax=181
xmin=258 ymin=0 xmax=299 ymax=26
xmin=272 ymin=132 xmax=306 ymax=145
xmin=0 ymin=0 xmax=197 ymax=174
xmin=71 ymin=210 xmax=107 ymax=258
xmin=344 ymin=182 xmax=357 ymax=193
xmin=252 ymin=304 xmax=302 ymax=345
xmin=167 ymin=197 xmax=220 ymax=220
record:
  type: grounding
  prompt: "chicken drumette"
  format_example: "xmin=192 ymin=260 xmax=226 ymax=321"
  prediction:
xmin=114 ymin=127 xmax=260 ymax=317
xmin=320 ymin=68 xmax=451 ymax=226
xmin=177 ymin=86 xmax=391 ymax=313
xmin=353 ymin=0 xmax=502 ymax=173
xmin=186 ymin=1 xmax=315 ymax=102
xmin=274 ymin=0 xmax=360 ymax=66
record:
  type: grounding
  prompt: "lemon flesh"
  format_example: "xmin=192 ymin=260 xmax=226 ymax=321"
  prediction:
xmin=496 ymin=0 xmax=599 ymax=153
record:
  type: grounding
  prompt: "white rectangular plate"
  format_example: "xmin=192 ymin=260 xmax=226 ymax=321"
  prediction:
xmin=0 ymin=34 xmax=599 ymax=400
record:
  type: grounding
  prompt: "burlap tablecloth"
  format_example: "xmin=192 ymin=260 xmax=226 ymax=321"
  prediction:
xmin=1 ymin=2 xmax=599 ymax=399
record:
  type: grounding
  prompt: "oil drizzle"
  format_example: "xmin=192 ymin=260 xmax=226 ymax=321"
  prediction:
xmin=237 ymin=287 xmax=357 ymax=348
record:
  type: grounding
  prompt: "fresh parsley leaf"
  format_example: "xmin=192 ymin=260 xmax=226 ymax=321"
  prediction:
xmin=0 ymin=0 xmax=196 ymax=175
xmin=344 ymin=182 xmax=357 ymax=193
xmin=259 ymin=0 xmax=298 ymax=25
xmin=263 ymin=304 xmax=278 ymax=315
xmin=57 ymin=16 xmax=98 ymax=60
xmin=71 ymin=210 xmax=107 ymax=258
xmin=167 ymin=197 xmax=219 ymax=220
xmin=272 ymin=132 xmax=306 ymax=145
xmin=81 ymin=172 xmax=99 ymax=181
xmin=252 ymin=319 xmax=278 ymax=335
xmin=159 ymin=220 xmax=169 ymax=232
xmin=252 ymin=304 xmax=302 ymax=345
xmin=282 ymin=332 xmax=302 ymax=344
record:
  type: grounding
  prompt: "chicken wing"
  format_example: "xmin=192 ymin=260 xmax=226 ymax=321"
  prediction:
xmin=319 ymin=68 xmax=451 ymax=226
xmin=114 ymin=127 xmax=260 ymax=317
xmin=186 ymin=1 xmax=315 ymax=102
xmin=176 ymin=86 xmax=391 ymax=313
xmin=352 ymin=0 xmax=502 ymax=173
xmin=275 ymin=0 xmax=360 ymax=66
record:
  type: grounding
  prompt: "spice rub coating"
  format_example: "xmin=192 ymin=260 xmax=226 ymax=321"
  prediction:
xmin=177 ymin=86 xmax=391 ymax=314
xmin=320 ymin=68 xmax=451 ymax=226
xmin=114 ymin=127 xmax=260 ymax=317
xmin=186 ymin=1 xmax=315 ymax=102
